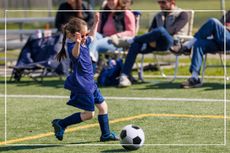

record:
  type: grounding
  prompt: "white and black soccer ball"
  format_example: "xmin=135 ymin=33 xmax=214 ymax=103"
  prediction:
xmin=120 ymin=125 xmax=145 ymax=151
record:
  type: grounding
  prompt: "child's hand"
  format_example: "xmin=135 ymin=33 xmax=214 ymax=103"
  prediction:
xmin=75 ymin=32 xmax=82 ymax=43
xmin=94 ymin=12 xmax=100 ymax=23
xmin=89 ymin=12 xmax=99 ymax=39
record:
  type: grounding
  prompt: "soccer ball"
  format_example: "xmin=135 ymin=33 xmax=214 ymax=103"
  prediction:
xmin=120 ymin=125 xmax=145 ymax=151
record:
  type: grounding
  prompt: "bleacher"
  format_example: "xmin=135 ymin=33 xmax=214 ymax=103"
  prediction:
xmin=0 ymin=17 xmax=56 ymax=50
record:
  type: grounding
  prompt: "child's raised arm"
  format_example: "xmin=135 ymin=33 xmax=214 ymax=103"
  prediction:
xmin=72 ymin=32 xmax=81 ymax=58
xmin=88 ymin=12 xmax=99 ymax=40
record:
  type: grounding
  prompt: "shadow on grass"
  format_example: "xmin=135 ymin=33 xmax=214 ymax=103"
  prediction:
xmin=0 ymin=144 xmax=60 ymax=152
xmin=69 ymin=140 xmax=101 ymax=144
xmin=137 ymin=81 xmax=229 ymax=91
xmin=4 ymin=79 xmax=64 ymax=89
xmin=101 ymin=149 xmax=129 ymax=152
xmin=1 ymin=78 xmax=229 ymax=91
xmin=5 ymin=80 xmax=119 ymax=89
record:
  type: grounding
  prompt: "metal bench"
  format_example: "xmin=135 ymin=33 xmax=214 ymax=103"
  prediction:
xmin=0 ymin=17 xmax=55 ymax=50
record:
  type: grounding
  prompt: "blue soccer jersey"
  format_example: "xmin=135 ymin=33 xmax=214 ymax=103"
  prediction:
xmin=64 ymin=37 xmax=96 ymax=95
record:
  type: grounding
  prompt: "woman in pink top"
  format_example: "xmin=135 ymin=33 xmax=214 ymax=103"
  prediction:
xmin=89 ymin=0 xmax=136 ymax=64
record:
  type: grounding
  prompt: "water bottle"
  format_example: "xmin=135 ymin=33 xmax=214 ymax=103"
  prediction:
xmin=35 ymin=29 xmax=42 ymax=39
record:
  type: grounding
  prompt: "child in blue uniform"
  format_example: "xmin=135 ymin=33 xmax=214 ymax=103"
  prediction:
xmin=52 ymin=13 xmax=119 ymax=142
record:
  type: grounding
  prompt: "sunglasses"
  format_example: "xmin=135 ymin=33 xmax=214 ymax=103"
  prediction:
xmin=81 ymin=33 xmax=89 ymax=38
xmin=71 ymin=32 xmax=89 ymax=39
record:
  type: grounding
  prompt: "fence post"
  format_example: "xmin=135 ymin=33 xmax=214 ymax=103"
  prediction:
xmin=48 ymin=0 xmax=53 ymax=17
xmin=23 ymin=0 xmax=29 ymax=17
xmin=4 ymin=0 xmax=8 ymax=10
xmin=220 ymin=0 xmax=225 ymax=11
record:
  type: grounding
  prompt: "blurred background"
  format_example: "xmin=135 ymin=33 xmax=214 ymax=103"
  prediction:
xmin=0 ymin=0 xmax=229 ymax=75
xmin=1 ymin=0 xmax=229 ymax=30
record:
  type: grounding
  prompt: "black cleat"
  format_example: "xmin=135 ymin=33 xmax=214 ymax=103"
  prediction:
xmin=52 ymin=119 xmax=65 ymax=141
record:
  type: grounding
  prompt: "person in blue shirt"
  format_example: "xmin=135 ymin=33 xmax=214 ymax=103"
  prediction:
xmin=170 ymin=11 xmax=230 ymax=88
xmin=52 ymin=13 xmax=119 ymax=142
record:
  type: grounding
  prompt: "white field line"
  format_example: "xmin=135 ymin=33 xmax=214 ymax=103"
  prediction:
xmin=3 ymin=143 xmax=226 ymax=147
xmin=1 ymin=73 xmax=228 ymax=79
xmin=0 ymin=94 xmax=229 ymax=102
xmin=133 ymin=75 xmax=228 ymax=79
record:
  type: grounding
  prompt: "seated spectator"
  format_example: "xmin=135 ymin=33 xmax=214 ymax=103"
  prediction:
xmin=118 ymin=0 xmax=189 ymax=87
xmin=55 ymin=0 xmax=94 ymax=31
xmin=89 ymin=0 xmax=136 ymax=63
xmin=171 ymin=10 xmax=230 ymax=88
xmin=109 ymin=0 xmax=142 ymax=48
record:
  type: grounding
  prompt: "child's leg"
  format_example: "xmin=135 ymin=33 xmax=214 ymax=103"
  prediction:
xmin=80 ymin=111 xmax=95 ymax=121
xmin=96 ymin=101 xmax=108 ymax=115
xmin=94 ymin=88 xmax=118 ymax=141
xmin=96 ymin=101 xmax=109 ymax=136
xmin=96 ymin=101 xmax=119 ymax=141
xmin=52 ymin=111 xmax=94 ymax=141
xmin=59 ymin=111 xmax=94 ymax=128
xmin=58 ymin=112 xmax=82 ymax=129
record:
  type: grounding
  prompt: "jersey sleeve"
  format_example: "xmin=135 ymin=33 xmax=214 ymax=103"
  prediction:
xmin=85 ymin=36 xmax=93 ymax=48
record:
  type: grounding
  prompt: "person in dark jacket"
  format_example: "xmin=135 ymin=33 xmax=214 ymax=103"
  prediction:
xmin=55 ymin=0 xmax=94 ymax=31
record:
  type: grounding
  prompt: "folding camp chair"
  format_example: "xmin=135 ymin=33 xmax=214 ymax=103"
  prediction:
xmin=201 ymin=50 xmax=230 ymax=83
xmin=138 ymin=10 xmax=194 ymax=82
xmin=10 ymin=33 xmax=69 ymax=82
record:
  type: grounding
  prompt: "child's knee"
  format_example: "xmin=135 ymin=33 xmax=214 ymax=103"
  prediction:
xmin=88 ymin=112 xmax=95 ymax=119
xmin=207 ymin=18 xmax=222 ymax=26
xmin=83 ymin=111 xmax=95 ymax=120
xmin=99 ymin=107 xmax=107 ymax=114
xmin=96 ymin=101 xmax=108 ymax=114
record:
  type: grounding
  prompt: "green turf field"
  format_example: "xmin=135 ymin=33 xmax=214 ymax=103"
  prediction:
xmin=0 ymin=77 xmax=229 ymax=153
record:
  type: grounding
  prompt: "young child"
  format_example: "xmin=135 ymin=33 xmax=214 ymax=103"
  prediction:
xmin=52 ymin=13 xmax=119 ymax=142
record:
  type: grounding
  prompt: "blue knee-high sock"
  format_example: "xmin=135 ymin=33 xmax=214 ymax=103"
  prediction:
xmin=59 ymin=112 xmax=82 ymax=129
xmin=98 ymin=114 xmax=110 ymax=137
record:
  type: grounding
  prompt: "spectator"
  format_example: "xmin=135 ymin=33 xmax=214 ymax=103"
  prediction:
xmin=55 ymin=0 xmax=94 ymax=31
xmin=109 ymin=0 xmax=142 ymax=48
xmin=171 ymin=11 xmax=230 ymax=88
xmin=118 ymin=0 xmax=189 ymax=87
xmin=89 ymin=0 xmax=136 ymax=63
